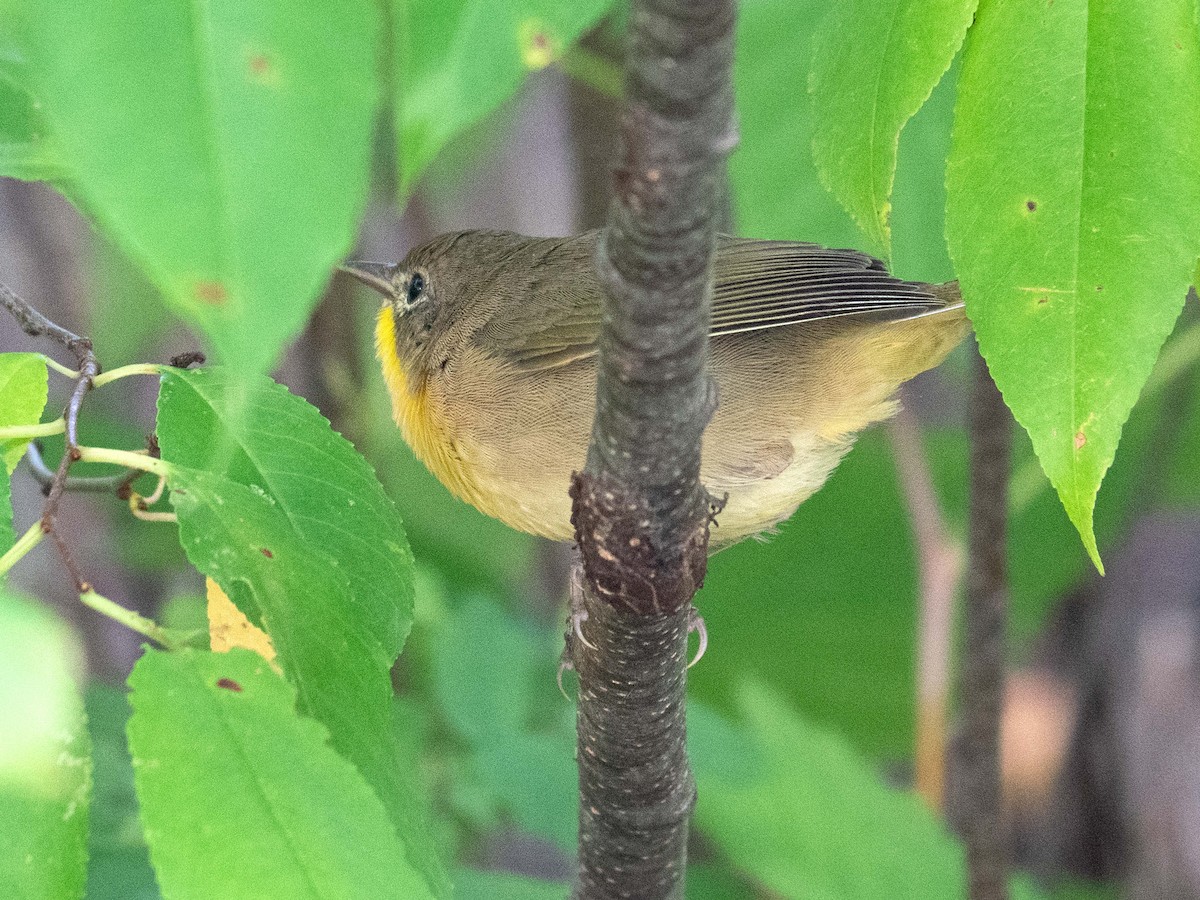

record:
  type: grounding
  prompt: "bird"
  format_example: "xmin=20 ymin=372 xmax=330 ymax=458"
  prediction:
xmin=342 ymin=230 xmax=967 ymax=552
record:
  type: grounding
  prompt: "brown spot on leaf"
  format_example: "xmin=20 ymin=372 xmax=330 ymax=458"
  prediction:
xmin=195 ymin=281 xmax=228 ymax=304
xmin=1037 ymin=295 xmax=1048 ymax=305
xmin=246 ymin=51 xmax=281 ymax=87
xmin=1026 ymin=200 xmax=1037 ymax=212
xmin=519 ymin=19 xmax=557 ymax=69
xmin=1074 ymin=431 xmax=1086 ymax=450
xmin=260 ymin=547 xmax=273 ymax=559
xmin=1095 ymin=285 xmax=1103 ymax=292
xmin=216 ymin=677 xmax=243 ymax=692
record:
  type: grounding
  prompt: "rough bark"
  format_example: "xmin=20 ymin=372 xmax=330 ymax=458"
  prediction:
xmin=569 ymin=1 xmax=736 ymax=897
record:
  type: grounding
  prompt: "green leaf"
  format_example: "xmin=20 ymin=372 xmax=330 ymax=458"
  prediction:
xmin=732 ymin=0 xmax=859 ymax=247
xmin=162 ymin=472 xmax=448 ymax=897
xmin=127 ymin=648 xmax=434 ymax=900
xmin=945 ymin=0 xmax=1200 ymax=567
xmin=890 ymin=57 xmax=958 ymax=284
xmin=4 ymin=1 xmax=381 ymax=373
xmin=0 ymin=470 xmax=13 ymax=556
xmin=83 ymin=686 xmax=158 ymax=900
xmin=157 ymin=367 xmax=415 ymax=656
xmin=692 ymin=681 xmax=1046 ymax=899
xmin=809 ymin=0 xmax=976 ymax=258
xmin=395 ymin=0 xmax=614 ymax=196
xmin=0 ymin=65 xmax=65 ymax=181
xmin=431 ymin=596 xmax=577 ymax=851
xmin=0 ymin=351 xmax=49 ymax=472
xmin=154 ymin=376 xmax=446 ymax=894
xmin=0 ymin=588 xmax=90 ymax=900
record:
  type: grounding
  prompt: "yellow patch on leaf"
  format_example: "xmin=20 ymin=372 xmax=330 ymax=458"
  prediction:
xmin=206 ymin=577 xmax=279 ymax=671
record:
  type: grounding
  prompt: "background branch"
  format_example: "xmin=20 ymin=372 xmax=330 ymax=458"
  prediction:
xmin=953 ymin=348 xmax=1013 ymax=899
xmin=569 ymin=1 xmax=736 ymax=896
xmin=889 ymin=408 xmax=964 ymax=812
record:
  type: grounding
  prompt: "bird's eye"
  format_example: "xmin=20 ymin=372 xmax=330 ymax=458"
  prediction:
xmin=407 ymin=273 xmax=425 ymax=304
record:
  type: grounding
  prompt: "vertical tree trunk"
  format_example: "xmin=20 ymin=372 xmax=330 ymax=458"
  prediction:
xmin=569 ymin=1 xmax=736 ymax=897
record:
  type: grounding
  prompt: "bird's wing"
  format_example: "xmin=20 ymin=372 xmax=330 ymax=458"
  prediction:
xmin=498 ymin=236 xmax=955 ymax=371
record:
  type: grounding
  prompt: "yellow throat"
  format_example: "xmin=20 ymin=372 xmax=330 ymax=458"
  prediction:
xmin=375 ymin=306 xmax=482 ymax=509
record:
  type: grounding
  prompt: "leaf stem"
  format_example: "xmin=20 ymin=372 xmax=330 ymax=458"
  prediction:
xmin=75 ymin=446 xmax=170 ymax=478
xmin=79 ymin=588 xmax=182 ymax=649
xmin=39 ymin=354 xmax=80 ymax=378
xmin=91 ymin=362 xmax=164 ymax=388
xmin=0 ymin=520 xmax=44 ymax=577
xmin=559 ymin=44 xmax=623 ymax=99
xmin=0 ymin=419 xmax=66 ymax=440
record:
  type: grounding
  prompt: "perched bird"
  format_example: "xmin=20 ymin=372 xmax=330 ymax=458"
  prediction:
xmin=343 ymin=230 xmax=967 ymax=551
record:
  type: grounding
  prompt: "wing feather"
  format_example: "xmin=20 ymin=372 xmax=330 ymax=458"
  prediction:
xmin=501 ymin=234 xmax=958 ymax=371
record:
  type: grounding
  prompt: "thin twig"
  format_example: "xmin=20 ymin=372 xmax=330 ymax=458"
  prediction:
xmin=889 ymin=408 xmax=964 ymax=812
xmin=2 ymin=280 xmax=99 ymax=590
xmin=957 ymin=349 xmax=1012 ymax=899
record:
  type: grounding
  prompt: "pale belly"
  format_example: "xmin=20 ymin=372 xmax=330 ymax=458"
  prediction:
xmin=448 ymin=422 xmax=853 ymax=550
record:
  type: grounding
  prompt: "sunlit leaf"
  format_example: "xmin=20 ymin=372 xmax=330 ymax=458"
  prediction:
xmin=128 ymin=648 xmax=434 ymax=900
xmin=945 ymin=0 xmax=1200 ymax=567
xmin=0 ymin=351 xmax=48 ymax=472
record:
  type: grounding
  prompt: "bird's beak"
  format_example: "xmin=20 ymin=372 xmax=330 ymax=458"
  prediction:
xmin=338 ymin=261 xmax=395 ymax=297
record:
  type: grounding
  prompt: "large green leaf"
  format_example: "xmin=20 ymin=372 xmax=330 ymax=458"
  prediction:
xmin=154 ymin=369 xmax=445 ymax=895
xmin=809 ymin=0 xmax=976 ymax=258
xmin=2 ymin=1 xmax=381 ymax=374
xmin=945 ymin=0 xmax=1200 ymax=566
xmin=395 ymin=0 xmax=614 ymax=196
xmin=128 ymin=648 xmax=434 ymax=900
xmin=0 ymin=351 xmax=48 ymax=472
xmin=0 ymin=588 xmax=90 ymax=900
xmin=692 ymin=681 xmax=1045 ymax=899
xmin=157 ymin=367 xmax=414 ymax=655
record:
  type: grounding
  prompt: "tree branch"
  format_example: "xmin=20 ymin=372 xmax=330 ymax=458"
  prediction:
xmin=568 ymin=1 xmax=736 ymax=896
xmin=2 ymin=281 xmax=98 ymax=590
xmin=957 ymin=349 xmax=1012 ymax=899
